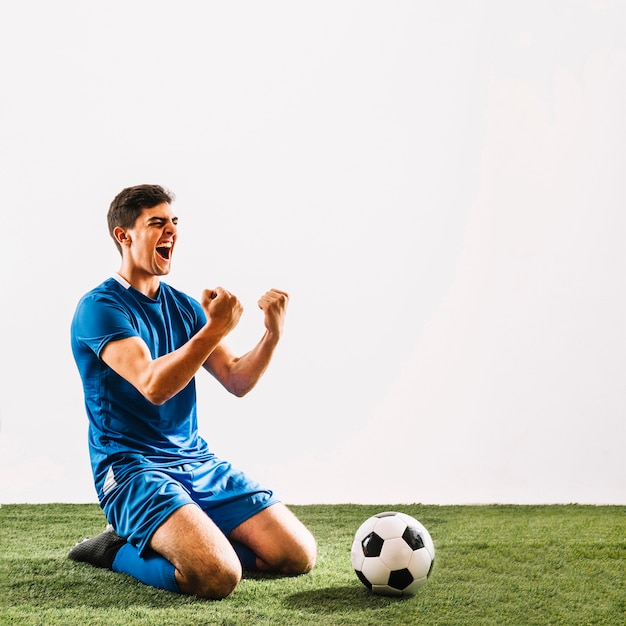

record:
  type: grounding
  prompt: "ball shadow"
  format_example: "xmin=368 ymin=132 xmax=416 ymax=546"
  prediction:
xmin=284 ymin=585 xmax=411 ymax=614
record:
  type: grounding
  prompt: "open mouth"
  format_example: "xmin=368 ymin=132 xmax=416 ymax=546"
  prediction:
xmin=156 ymin=242 xmax=172 ymax=260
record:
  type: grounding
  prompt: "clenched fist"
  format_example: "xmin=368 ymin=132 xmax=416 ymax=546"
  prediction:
xmin=257 ymin=288 xmax=289 ymax=337
xmin=201 ymin=287 xmax=243 ymax=337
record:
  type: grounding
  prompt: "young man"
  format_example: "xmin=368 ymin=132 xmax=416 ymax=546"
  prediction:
xmin=69 ymin=184 xmax=316 ymax=599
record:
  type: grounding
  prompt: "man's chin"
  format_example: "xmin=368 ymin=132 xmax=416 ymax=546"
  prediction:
xmin=153 ymin=263 xmax=172 ymax=276
xmin=154 ymin=255 xmax=172 ymax=274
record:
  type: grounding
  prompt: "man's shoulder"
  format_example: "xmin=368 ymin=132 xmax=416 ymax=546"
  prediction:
xmin=71 ymin=278 xmax=137 ymax=347
xmin=77 ymin=277 xmax=126 ymax=304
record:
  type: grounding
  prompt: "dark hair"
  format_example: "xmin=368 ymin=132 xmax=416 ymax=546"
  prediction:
xmin=107 ymin=184 xmax=175 ymax=254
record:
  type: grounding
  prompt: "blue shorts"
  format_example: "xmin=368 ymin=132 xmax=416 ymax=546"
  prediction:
xmin=100 ymin=455 xmax=280 ymax=556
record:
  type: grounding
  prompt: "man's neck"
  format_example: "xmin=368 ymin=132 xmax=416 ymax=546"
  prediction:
xmin=116 ymin=268 xmax=161 ymax=299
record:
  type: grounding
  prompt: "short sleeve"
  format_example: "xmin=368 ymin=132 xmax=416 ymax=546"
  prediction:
xmin=72 ymin=292 xmax=139 ymax=358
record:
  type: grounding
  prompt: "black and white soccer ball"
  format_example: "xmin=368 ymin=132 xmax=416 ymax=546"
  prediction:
xmin=350 ymin=511 xmax=435 ymax=596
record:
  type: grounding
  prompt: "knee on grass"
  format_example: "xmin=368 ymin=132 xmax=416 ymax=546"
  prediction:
xmin=286 ymin=542 xmax=317 ymax=576
xmin=260 ymin=539 xmax=317 ymax=576
xmin=180 ymin=560 xmax=243 ymax=600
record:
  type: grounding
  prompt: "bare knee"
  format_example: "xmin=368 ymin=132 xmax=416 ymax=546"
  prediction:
xmin=261 ymin=533 xmax=318 ymax=576
xmin=286 ymin=537 xmax=317 ymax=575
xmin=178 ymin=558 xmax=242 ymax=600
xmin=150 ymin=503 xmax=243 ymax=600
xmin=231 ymin=504 xmax=318 ymax=576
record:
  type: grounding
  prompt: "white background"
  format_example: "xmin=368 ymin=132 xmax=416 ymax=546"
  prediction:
xmin=1 ymin=1 xmax=624 ymax=505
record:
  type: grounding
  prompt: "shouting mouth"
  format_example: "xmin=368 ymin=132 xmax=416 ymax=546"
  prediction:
xmin=156 ymin=242 xmax=173 ymax=260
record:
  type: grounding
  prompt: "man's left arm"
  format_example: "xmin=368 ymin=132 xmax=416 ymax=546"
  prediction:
xmin=203 ymin=288 xmax=288 ymax=397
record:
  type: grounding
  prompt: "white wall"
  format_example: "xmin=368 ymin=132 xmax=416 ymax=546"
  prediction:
xmin=1 ymin=1 xmax=624 ymax=504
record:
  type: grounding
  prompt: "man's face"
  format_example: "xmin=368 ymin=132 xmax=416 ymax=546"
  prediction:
xmin=121 ymin=203 xmax=178 ymax=276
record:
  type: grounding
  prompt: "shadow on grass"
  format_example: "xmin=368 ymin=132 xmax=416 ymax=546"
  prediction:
xmin=5 ymin=557 xmax=411 ymax=616
xmin=284 ymin=585 xmax=411 ymax=615
xmin=4 ymin=559 xmax=198 ymax=610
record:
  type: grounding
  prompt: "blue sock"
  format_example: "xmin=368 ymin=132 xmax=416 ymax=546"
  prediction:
xmin=230 ymin=540 xmax=259 ymax=571
xmin=112 ymin=543 xmax=180 ymax=593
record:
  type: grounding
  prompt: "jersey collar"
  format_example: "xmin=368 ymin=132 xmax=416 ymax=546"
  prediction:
xmin=112 ymin=273 xmax=131 ymax=289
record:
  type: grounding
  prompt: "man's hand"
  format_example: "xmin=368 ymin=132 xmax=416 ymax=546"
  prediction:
xmin=201 ymin=287 xmax=243 ymax=338
xmin=258 ymin=288 xmax=289 ymax=337
xmin=202 ymin=287 xmax=289 ymax=396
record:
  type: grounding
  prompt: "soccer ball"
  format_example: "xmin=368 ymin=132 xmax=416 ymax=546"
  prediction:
xmin=350 ymin=511 xmax=435 ymax=596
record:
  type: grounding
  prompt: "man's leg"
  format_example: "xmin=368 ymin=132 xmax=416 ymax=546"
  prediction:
xmin=69 ymin=526 xmax=180 ymax=593
xmin=148 ymin=502 xmax=242 ymax=599
xmin=69 ymin=504 xmax=240 ymax=599
xmin=228 ymin=503 xmax=317 ymax=575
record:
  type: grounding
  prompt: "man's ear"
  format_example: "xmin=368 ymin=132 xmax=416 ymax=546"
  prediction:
xmin=113 ymin=226 xmax=131 ymax=247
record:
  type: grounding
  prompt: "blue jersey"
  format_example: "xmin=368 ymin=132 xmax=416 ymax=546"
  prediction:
xmin=71 ymin=275 xmax=213 ymax=497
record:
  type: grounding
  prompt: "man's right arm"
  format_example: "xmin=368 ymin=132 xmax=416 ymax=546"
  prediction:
xmin=100 ymin=287 xmax=242 ymax=405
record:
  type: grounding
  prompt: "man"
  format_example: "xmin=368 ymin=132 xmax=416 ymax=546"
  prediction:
xmin=69 ymin=184 xmax=316 ymax=599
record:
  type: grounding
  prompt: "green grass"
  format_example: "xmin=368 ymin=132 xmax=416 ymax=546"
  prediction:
xmin=1 ymin=504 xmax=624 ymax=625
